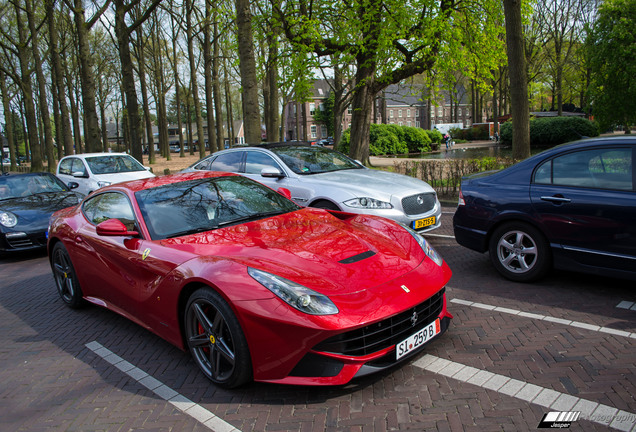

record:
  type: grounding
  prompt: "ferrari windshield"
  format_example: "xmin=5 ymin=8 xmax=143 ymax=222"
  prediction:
xmin=269 ymin=145 xmax=363 ymax=175
xmin=136 ymin=176 xmax=300 ymax=240
xmin=86 ymin=155 xmax=146 ymax=174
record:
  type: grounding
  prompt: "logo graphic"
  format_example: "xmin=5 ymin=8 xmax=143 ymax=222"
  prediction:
xmin=417 ymin=195 xmax=424 ymax=205
xmin=538 ymin=411 xmax=580 ymax=428
xmin=410 ymin=311 xmax=418 ymax=327
xmin=142 ymin=248 xmax=151 ymax=261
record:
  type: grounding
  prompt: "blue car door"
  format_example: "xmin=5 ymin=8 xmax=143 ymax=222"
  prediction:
xmin=529 ymin=145 xmax=635 ymax=273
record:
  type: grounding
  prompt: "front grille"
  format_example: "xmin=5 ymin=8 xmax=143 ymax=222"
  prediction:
xmin=402 ymin=193 xmax=437 ymax=216
xmin=314 ymin=288 xmax=445 ymax=357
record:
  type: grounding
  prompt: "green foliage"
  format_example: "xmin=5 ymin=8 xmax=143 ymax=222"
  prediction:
xmin=339 ymin=124 xmax=432 ymax=156
xmin=312 ymin=92 xmax=335 ymax=137
xmin=585 ymin=0 xmax=636 ymax=131
xmin=499 ymin=117 xmax=599 ymax=147
xmin=425 ymin=129 xmax=443 ymax=144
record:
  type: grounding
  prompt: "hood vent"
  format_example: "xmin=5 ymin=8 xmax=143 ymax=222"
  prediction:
xmin=339 ymin=250 xmax=376 ymax=264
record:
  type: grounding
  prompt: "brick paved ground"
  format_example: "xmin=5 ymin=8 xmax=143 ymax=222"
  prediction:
xmin=0 ymin=205 xmax=634 ymax=431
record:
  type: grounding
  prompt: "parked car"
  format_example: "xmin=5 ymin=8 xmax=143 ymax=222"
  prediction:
xmin=182 ymin=143 xmax=442 ymax=233
xmin=56 ymin=153 xmax=155 ymax=195
xmin=453 ymin=136 xmax=636 ymax=282
xmin=48 ymin=171 xmax=452 ymax=387
xmin=0 ymin=172 xmax=82 ymax=255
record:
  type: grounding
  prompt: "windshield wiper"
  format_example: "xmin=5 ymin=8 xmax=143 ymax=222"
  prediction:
xmin=166 ymin=225 xmax=218 ymax=238
xmin=217 ymin=210 xmax=288 ymax=227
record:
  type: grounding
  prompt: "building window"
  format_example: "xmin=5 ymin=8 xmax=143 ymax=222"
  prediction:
xmin=407 ymin=121 xmax=412 ymax=127
xmin=399 ymin=110 xmax=403 ymax=118
xmin=407 ymin=109 xmax=411 ymax=118
xmin=430 ymin=107 xmax=435 ymax=117
xmin=321 ymin=125 xmax=327 ymax=138
xmin=415 ymin=120 xmax=420 ymax=128
xmin=390 ymin=109 xmax=394 ymax=118
xmin=310 ymin=125 xmax=317 ymax=138
xmin=458 ymin=108 xmax=463 ymax=117
xmin=438 ymin=107 xmax=443 ymax=116
xmin=310 ymin=103 xmax=316 ymax=116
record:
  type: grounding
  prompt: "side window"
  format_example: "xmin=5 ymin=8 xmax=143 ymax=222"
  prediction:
xmin=71 ymin=159 xmax=87 ymax=176
xmin=209 ymin=152 xmax=243 ymax=172
xmin=58 ymin=158 xmax=73 ymax=175
xmin=82 ymin=192 xmax=137 ymax=231
xmin=193 ymin=157 xmax=213 ymax=171
xmin=245 ymin=152 xmax=282 ymax=174
xmin=539 ymin=148 xmax=633 ymax=190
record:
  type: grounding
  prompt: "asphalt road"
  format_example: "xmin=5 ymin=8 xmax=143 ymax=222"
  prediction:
xmin=1 ymin=205 xmax=635 ymax=431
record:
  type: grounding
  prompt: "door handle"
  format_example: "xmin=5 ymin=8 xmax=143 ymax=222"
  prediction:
xmin=540 ymin=196 xmax=571 ymax=204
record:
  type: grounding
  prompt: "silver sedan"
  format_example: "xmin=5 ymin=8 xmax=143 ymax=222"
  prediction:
xmin=182 ymin=143 xmax=441 ymax=232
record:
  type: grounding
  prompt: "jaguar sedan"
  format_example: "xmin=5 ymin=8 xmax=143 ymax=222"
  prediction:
xmin=182 ymin=143 xmax=442 ymax=232
xmin=0 ymin=172 xmax=82 ymax=255
xmin=453 ymin=136 xmax=636 ymax=282
xmin=48 ymin=171 xmax=452 ymax=387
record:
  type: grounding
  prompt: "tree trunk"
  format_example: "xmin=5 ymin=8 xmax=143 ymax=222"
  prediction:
xmin=135 ymin=25 xmax=156 ymax=163
xmin=213 ymin=20 xmax=224 ymax=152
xmin=114 ymin=0 xmax=143 ymax=163
xmin=73 ymin=0 xmax=101 ymax=153
xmin=203 ymin=0 xmax=217 ymax=154
xmin=13 ymin=2 xmax=43 ymax=171
xmin=504 ymin=0 xmax=531 ymax=159
xmin=266 ymin=31 xmax=280 ymax=142
xmin=185 ymin=0 xmax=206 ymax=158
xmin=0 ymin=71 xmax=17 ymax=170
xmin=224 ymin=57 xmax=235 ymax=146
xmin=235 ymin=0 xmax=261 ymax=143
xmin=26 ymin=0 xmax=56 ymax=172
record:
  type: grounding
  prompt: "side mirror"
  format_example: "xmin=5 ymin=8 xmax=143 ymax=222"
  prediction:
xmin=68 ymin=182 xmax=79 ymax=190
xmin=261 ymin=167 xmax=285 ymax=178
xmin=72 ymin=171 xmax=88 ymax=178
xmin=277 ymin=187 xmax=292 ymax=200
xmin=96 ymin=219 xmax=139 ymax=237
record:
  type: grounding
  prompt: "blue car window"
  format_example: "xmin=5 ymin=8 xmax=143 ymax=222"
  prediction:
xmin=245 ymin=152 xmax=282 ymax=174
xmin=549 ymin=148 xmax=632 ymax=190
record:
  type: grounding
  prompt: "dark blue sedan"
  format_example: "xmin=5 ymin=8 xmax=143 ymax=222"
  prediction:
xmin=0 ymin=173 xmax=82 ymax=255
xmin=453 ymin=136 xmax=635 ymax=282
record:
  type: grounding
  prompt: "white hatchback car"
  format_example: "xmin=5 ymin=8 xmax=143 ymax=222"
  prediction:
xmin=183 ymin=143 xmax=442 ymax=232
xmin=56 ymin=153 xmax=155 ymax=195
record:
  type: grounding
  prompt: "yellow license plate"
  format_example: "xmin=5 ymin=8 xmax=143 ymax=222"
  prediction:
xmin=412 ymin=216 xmax=436 ymax=230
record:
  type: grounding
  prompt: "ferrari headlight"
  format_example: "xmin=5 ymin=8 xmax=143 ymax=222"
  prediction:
xmin=0 ymin=211 xmax=18 ymax=228
xmin=343 ymin=197 xmax=393 ymax=209
xmin=403 ymin=225 xmax=443 ymax=267
xmin=248 ymin=267 xmax=338 ymax=315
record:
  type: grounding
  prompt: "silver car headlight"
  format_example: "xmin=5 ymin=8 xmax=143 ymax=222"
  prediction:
xmin=343 ymin=197 xmax=393 ymax=209
xmin=403 ymin=225 xmax=443 ymax=267
xmin=248 ymin=267 xmax=339 ymax=315
xmin=0 ymin=211 xmax=18 ymax=228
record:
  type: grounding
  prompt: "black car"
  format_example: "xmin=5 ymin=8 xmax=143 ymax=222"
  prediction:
xmin=0 ymin=173 xmax=83 ymax=255
xmin=453 ymin=136 xmax=636 ymax=282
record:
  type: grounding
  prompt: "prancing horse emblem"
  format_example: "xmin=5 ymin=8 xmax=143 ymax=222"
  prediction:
xmin=401 ymin=285 xmax=410 ymax=293
xmin=411 ymin=311 xmax=418 ymax=327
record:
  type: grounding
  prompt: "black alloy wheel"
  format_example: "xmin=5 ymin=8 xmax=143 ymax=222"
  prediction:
xmin=184 ymin=287 xmax=252 ymax=388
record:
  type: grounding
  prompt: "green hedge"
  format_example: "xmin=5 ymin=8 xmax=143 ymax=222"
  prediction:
xmin=499 ymin=116 xmax=599 ymax=147
xmin=339 ymin=124 xmax=433 ymax=156
xmin=449 ymin=126 xmax=490 ymax=141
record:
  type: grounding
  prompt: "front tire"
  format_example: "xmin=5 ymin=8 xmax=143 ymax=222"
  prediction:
xmin=51 ymin=242 xmax=86 ymax=308
xmin=184 ymin=287 xmax=252 ymax=388
xmin=488 ymin=222 xmax=551 ymax=282
xmin=310 ymin=200 xmax=340 ymax=211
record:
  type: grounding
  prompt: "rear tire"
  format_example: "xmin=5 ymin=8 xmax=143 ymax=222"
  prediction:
xmin=488 ymin=222 xmax=551 ymax=282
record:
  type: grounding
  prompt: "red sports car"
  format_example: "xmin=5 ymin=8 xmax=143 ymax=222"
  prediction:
xmin=48 ymin=171 xmax=452 ymax=387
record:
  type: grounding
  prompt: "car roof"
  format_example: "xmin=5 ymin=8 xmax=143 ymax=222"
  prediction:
xmin=61 ymin=152 xmax=131 ymax=160
xmin=105 ymin=170 xmax=240 ymax=193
